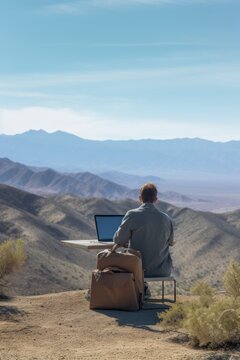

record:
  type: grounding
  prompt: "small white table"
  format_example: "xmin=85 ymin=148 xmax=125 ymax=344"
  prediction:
xmin=61 ymin=239 xmax=115 ymax=250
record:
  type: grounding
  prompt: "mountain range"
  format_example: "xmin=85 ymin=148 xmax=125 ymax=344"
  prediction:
xmin=0 ymin=184 xmax=239 ymax=295
xmin=1 ymin=130 xmax=240 ymax=175
xmin=99 ymin=170 xmax=164 ymax=188
xmin=0 ymin=157 xmax=131 ymax=199
xmin=0 ymin=157 xmax=192 ymax=203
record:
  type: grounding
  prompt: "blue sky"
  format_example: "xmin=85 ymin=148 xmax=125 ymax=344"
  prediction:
xmin=0 ymin=0 xmax=239 ymax=140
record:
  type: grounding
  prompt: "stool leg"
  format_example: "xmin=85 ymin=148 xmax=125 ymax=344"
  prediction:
xmin=173 ymin=280 xmax=176 ymax=302
xmin=162 ymin=281 xmax=164 ymax=303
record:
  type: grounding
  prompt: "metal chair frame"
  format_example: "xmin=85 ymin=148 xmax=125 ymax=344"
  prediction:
xmin=144 ymin=276 xmax=177 ymax=303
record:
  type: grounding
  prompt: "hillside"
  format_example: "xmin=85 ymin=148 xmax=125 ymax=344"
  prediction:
xmin=1 ymin=130 xmax=240 ymax=174
xmin=0 ymin=157 xmax=132 ymax=199
xmin=0 ymin=157 xmax=193 ymax=204
xmin=0 ymin=184 xmax=239 ymax=295
xmin=99 ymin=170 xmax=165 ymax=188
xmin=0 ymin=185 xmax=96 ymax=295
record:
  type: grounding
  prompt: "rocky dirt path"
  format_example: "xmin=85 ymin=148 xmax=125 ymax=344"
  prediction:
xmin=0 ymin=291 xmax=237 ymax=360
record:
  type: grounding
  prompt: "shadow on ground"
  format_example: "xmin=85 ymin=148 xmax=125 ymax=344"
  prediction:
xmin=0 ymin=304 xmax=24 ymax=321
xmin=96 ymin=303 xmax=169 ymax=332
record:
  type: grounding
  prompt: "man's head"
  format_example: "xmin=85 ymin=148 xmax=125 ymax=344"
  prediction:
xmin=139 ymin=183 xmax=158 ymax=204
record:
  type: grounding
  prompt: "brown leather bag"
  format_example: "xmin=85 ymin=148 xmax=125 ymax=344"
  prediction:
xmin=90 ymin=248 xmax=144 ymax=311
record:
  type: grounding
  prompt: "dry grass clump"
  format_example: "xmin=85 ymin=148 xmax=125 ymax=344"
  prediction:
xmin=0 ymin=239 xmax=26 ymax=290
xmin=160 ymin=261 xmax=240 ymax=349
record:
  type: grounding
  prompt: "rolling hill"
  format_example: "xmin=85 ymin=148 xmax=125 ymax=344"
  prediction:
xmin=99 ymin=170 xmax=165 ymax=188
xmin=0 ymin=157 xmax=132 ymax=199
xmin=0 ymin=184 xmax=239 ymax=295
xmin=0 ymin=157 xmax=193 ymax=203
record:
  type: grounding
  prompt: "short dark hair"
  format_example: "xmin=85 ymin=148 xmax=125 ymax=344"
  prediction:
xmin=140 ymin=183 xmax=158 ymax=203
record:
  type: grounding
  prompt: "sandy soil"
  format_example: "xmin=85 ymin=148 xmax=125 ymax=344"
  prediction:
xmin=0 ymin=291 xmax=237 ymax=360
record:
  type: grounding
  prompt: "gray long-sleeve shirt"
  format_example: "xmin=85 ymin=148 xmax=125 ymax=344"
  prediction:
xmin=113 ymin=202 xmax=174 ymax=277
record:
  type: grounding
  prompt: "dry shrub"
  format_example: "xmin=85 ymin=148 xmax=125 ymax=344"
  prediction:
xmin=0 ymin=239 xmax=26 ymax=285
xmin=159 ymin=301 xmax=195 ymax=328
xmin=185 ymin=297 xmax=240 ymax=347
xmin=224 ymin=261 xmax=240 ymax=299
xmin=160 ymin=261 xmax=240 ymax=349
xmin=190 ymin=280 xmax=215 ymax=307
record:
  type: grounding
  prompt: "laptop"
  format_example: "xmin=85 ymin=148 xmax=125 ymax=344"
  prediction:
xmin=62 ymin=214 xmax=124 ymax=249
xmin=95 ymin=215 xmax=124 ymax=242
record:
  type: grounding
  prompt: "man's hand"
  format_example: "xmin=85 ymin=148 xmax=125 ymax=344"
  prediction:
xmin=111 ymin=243 xmax=128 ymax=252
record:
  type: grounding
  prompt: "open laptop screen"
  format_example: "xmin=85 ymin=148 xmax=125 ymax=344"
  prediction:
xmin=95 ymin=215 xmax=124 ymax=242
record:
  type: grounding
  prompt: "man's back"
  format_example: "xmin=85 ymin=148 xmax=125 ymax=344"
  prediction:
xmin=113 ymin=202 xmax=174 ymax=277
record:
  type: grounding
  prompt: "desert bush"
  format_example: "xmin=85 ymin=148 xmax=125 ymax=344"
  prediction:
xmin=0 ymin=239 xmax=26 ymax=285
xmin=185 ymin=297 xmax=240 ymax=347
xmin=223 ymin=260 xmax=240 ymax=299
xmin=190 ymin=280 xmax=215 ymax=307
xmin=159 ymin=301 xmax=195 ymax=328
xmin=160 ymin=261 xmax=240 ymax=349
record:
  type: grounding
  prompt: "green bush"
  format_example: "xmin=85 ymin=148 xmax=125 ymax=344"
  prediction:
xmin=0 ymin=239 xmax=26 ymax=284
xmin=160 ymin=261 xmax=240 ymax=349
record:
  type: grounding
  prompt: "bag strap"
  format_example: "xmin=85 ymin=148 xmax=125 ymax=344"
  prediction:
xmin=110 ymin=245 xmax=140 ymax=258
xmin=110 ymin=243 xmax=120 ymax=253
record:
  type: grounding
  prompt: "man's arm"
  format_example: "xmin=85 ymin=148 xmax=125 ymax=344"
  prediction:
xmin=113 ymin=211 xmax=132 ymax=246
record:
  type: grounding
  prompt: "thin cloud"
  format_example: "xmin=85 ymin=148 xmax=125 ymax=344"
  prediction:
xmin=44 ymin=0 xmax=235 ymax=15
xmin=88 ymin=41 xmax=196 ymax=47
xmin=38 ymin=41 xmax=200 ymax=48
xmin=1 ymin=64 xmax=240 ymax=90
xmin=0 ymin=90 xmax=87 ymax=100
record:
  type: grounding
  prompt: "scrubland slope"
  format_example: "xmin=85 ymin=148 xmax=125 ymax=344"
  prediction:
xmin=0 ymin=184 xmax=239 ymax=295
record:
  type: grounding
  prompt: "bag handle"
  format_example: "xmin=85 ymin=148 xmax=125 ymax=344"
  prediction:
xmin=110 ymin=243 xmax=130 ymax=253
xmin=110 ymin=243 xmax=119 ymax=253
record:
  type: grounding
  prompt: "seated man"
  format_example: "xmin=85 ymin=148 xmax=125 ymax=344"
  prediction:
xmin=113 ymin=183 xmax=174 ymax=277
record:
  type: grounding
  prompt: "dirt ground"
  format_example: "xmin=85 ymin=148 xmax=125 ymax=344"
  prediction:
xmin=0 ymin=291 xmax=238 ymax=360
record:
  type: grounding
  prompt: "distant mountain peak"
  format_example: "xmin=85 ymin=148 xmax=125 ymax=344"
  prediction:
xmin=17 ymin=129 xmax=84 ymax=141
xmin=0 ymin=131 xmax=240 ymax=174
xmin=22 ymin=129 xmax=48 ymax=135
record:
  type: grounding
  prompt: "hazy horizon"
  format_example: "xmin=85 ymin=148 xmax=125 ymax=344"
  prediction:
xmin=0 ymin=128 xmax=240 ymax=143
